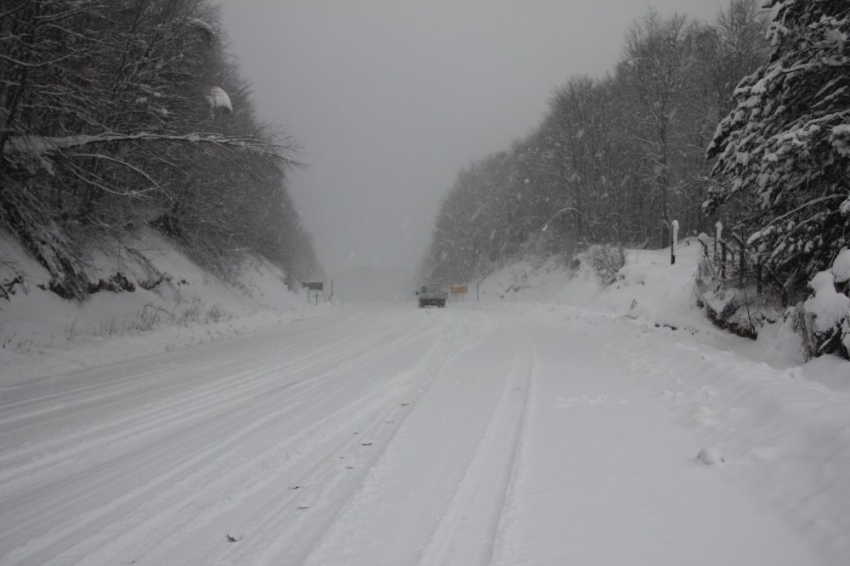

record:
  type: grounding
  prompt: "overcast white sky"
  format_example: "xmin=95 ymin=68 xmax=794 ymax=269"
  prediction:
xmin=215 ymin=0 xmax=732 ymax=278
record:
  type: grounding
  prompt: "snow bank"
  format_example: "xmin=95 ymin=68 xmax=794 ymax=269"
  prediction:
xmin=805 ymin=271 xmax=850 ymax=334
xmin=797 ymin=248 xmax=850 ymax=358
xmin=0 ymin=229 xmax=325 ymax=384
xmin=477 ymin=241 xmax=736 ymax=337
xmin=469 ymin=243 xmax=850 ymax=561
xmin=472 ymin=239 xmax=817 ymax=367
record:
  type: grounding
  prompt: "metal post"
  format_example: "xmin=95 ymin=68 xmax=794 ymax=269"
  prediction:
xmin=670 ymin=220 xmax=679 ymax=265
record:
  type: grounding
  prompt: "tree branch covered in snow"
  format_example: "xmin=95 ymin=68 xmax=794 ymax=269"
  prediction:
xmin=6 ymin=131 xmax=294 ymax=169
xmin=707 ymin=0 xmax=850 ymax=296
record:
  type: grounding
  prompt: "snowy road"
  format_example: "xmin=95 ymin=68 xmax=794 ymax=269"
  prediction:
xmin=0 ymin=305 xmax=827 ymax=565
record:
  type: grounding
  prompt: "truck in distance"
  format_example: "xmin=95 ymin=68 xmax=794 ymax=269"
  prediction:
xmin=417 ymin=284 xmax=447 ymax=308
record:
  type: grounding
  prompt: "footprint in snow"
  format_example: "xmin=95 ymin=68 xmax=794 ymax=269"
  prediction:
xmin=691 ymin=406 xmax=717 ymax=426
xmin=696 ymin=385 xmax=717 ymax=399
xmin=784 ymin=367 xmax=803 ymax=379
xmin=697 ymin=447 xmax=726 ymax=466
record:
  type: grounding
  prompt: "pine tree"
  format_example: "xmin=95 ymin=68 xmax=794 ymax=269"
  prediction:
xmin=706 ymin=0 xmax=850 ymax=296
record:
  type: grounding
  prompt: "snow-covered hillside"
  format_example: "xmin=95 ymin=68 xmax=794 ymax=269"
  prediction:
xmin=0 ymin=229 xmax=323 ymax=383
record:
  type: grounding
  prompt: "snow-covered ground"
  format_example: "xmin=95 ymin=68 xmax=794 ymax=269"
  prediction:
xmin=1 ymin=240 xmax=848 ymax=565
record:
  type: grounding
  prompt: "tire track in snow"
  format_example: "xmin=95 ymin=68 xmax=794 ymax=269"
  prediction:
xmin=0 ymin=312 xmax=406 ymax=496
xmin=0 ymin=310 xmax=379 ymax=435
xmin=299 ymin=310 xmax=527 ymax=566
xmin=0 ymin=309 xmax=459 ymax=565
xmin=415 ymin=316 xmax=533 ymax=566
xmin=0 ymin=310 xmax=352 ymax=419
xmin=193 ymin=311 xmax=499 ymax=566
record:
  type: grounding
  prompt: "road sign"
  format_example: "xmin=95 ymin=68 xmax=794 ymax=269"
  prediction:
xmin=303 ymin=281 xmax=324 ymax=291
xmin=451 ymin=285 xmax=468 ymax=294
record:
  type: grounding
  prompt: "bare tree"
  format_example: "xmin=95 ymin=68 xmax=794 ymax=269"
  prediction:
xmin=621 ymin=10 xmax=695 ymax=245
xmin=0 ymin=0 xmax=317 ymax=299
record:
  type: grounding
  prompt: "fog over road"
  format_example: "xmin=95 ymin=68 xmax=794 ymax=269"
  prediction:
xmin=0 ymin=305 xmax=822 ymax=565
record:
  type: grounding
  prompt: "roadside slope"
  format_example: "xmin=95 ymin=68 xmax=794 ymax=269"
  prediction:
xmin=0 ymin=228 xmax=316 ymax=385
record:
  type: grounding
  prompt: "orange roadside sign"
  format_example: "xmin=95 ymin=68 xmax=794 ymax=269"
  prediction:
xmin=450 ymin=285 xmax=468 ymax=294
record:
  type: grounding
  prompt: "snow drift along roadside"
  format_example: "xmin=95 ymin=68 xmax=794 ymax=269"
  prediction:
xmin=472 ymin=239 xmax=807 ymax=366
xmin=0 ymin=229 xmax=325 ymax=384
xmin=468 ymin=241 xmax=850 ymax=563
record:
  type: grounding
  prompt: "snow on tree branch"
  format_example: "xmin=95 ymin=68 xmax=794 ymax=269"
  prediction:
xmin=706 ymin=0 xmax=850 ymax=289
xmin=206 ymin=87 xmax=233 ymax=114
xmin=5 ymin=132 xmax=292 ymax=166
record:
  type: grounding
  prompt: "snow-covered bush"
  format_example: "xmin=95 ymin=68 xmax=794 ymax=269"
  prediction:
xmin=696 ymin=278 xmax=778 ymax=340
xmin=583 ymin=244 xmax=625 ymax=286
xmin=798 ymin=249 xmax=850 ymax=359
xmin=694 ymin=237 xmax=784 ymax=340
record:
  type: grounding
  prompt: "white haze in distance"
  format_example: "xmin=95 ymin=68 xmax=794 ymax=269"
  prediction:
xmin=216 ymin=0 xmax=734 ymax=281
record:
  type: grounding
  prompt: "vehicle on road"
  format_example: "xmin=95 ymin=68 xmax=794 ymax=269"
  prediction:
xmin=417 ymin=284 xmax=447 ymax=308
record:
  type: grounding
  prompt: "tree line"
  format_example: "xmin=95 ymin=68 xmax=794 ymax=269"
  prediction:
xmin=1 ymin=0 xmax=322 ymax=300
xmin=423 ymin=0 xmax=850 ymax=357
xmin=421 ymin=1 xmax=770 ymax=284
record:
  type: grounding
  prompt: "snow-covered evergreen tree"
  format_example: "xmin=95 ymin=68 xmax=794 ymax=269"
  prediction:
xmin=706 ymin=0 xmax=850 ymax=295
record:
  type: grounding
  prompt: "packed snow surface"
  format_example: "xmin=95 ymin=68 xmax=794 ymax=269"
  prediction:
xmin=1 ymin=243 xmax=848 ymax=565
